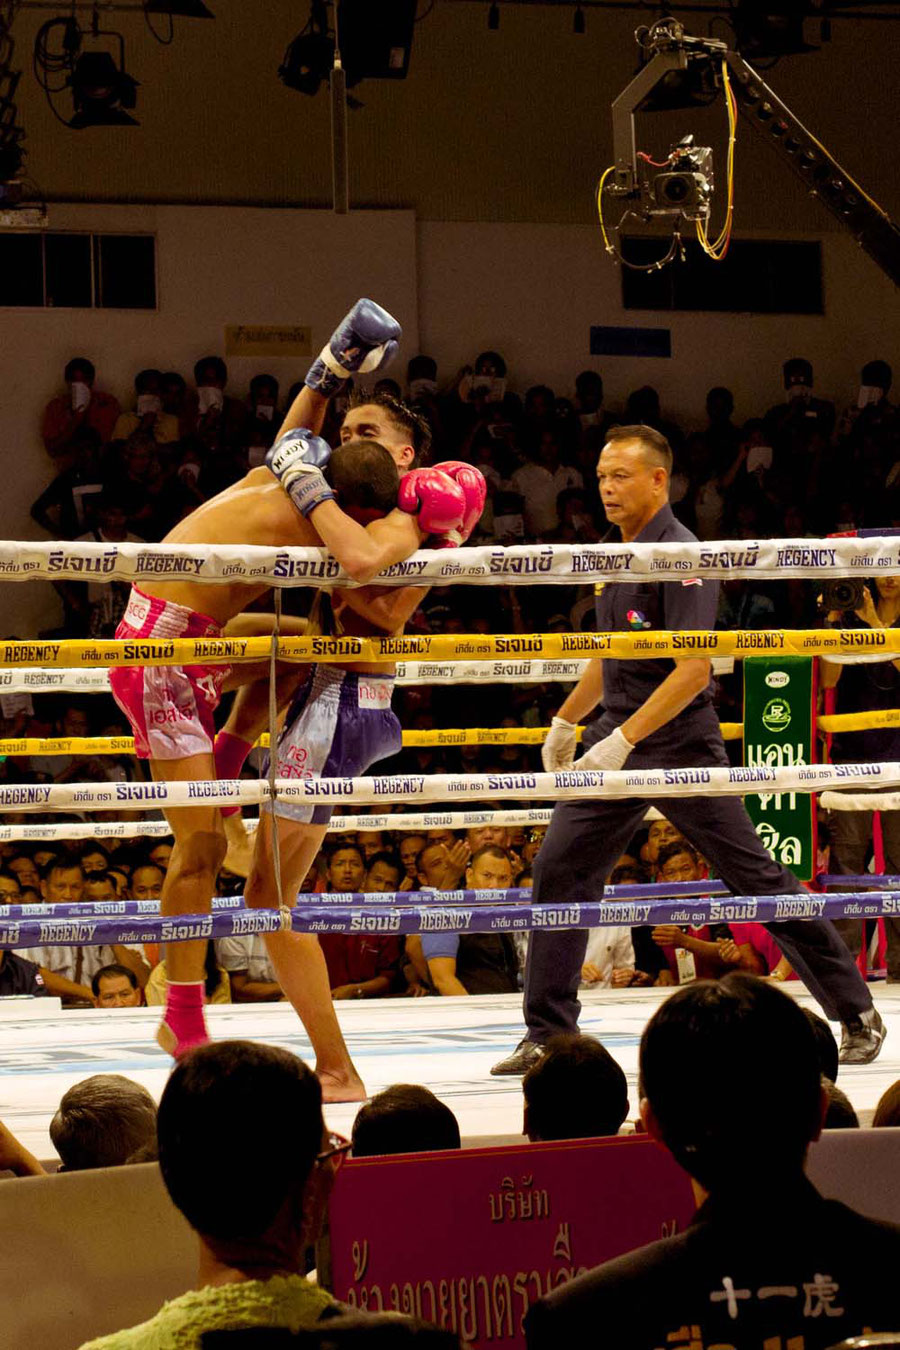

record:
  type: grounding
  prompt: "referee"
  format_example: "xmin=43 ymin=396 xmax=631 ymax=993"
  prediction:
xmin=492 ymin=425 xmax=885 ymax=1074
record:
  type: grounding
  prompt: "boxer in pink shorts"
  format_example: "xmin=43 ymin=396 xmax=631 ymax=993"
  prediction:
xmin=110 ymin=587 xmax=231 ymax=760
xmin=105 ymin=297 xmax=479 ymax=1074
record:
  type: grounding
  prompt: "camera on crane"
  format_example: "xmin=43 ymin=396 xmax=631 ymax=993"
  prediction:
xmin=644 ymin=137 xmax=713 ymax=223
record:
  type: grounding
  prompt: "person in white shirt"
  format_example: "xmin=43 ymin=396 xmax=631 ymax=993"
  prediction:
xmin=216 ymin=933 xmax=284 ymax=1002
xmin=580 ymin=925 xmax=635 ymax=989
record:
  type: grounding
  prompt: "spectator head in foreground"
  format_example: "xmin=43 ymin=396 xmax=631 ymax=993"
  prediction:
xmin=50 ymin=1074 xmax=157 ymax=1170
xmin=523 ymin=1035 xmax=629 ymax=1142
xmin=873 ymin=1079 xmax=900 ymax=1128
xmin=639 ymin=973 xmax=825 ymax=1192
xmin=351 ymin=1084 xmax=462 ymax=1157
xmin=804 ymin=1007 xmax=839 ymax=1083
xmin=822 ymin=1082 xmax=859 ymax=1130
xmin=158 ymin=1041 xmax=332 ymax=1263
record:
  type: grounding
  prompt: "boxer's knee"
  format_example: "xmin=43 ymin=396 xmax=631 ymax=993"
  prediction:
xmin=170 ymin=823 xmax=227 ymax=880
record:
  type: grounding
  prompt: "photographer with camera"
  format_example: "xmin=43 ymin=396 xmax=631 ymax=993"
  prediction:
xmin=820 ymin=573 xmax=900 ymax=979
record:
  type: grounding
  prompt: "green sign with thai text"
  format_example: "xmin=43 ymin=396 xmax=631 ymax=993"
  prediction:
xmin=743 ymin=656 xmax=816 ymax=883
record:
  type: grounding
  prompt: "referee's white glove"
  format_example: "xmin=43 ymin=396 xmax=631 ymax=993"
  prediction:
xmin=576 ymin=726 xmax=634 ymax=772
xmin=541 ymin=716 xmax=578 ymax=772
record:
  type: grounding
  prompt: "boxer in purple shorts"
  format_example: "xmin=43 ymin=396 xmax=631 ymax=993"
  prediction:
xmin=266 ymin=666 xmax=402 ymax=826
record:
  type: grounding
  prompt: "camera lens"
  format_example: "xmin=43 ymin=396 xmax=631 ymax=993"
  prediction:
xmin=820 ymin=578 xmax=866 ymax=611
xmin=662 ymin=174 xmax=691 ymax=203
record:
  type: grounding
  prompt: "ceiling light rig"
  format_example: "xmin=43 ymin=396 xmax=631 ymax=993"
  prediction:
xmin=33 ymin=11 xmax=140 ymax=127
xmin=28 ymin=0 xmax=213 ymax=128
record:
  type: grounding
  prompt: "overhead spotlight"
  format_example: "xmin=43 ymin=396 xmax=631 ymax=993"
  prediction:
xmin=144 ymin=0 xmax=214 ymax=15
xmin=279 ymin=1 xmax=334 ymax=97
xmin=68 ymin=48 xmax=139 ymax=128
xmin=574 ymin=5 xmax=585 ymax=33
xmin=488 ymin=3 xmax=500 ymax=31
xmin=278 ymin=29 xmax=334 ymax=96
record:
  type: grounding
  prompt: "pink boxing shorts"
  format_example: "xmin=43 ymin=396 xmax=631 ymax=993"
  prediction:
xmin=109 ymin=587 xmax=231 ymax=760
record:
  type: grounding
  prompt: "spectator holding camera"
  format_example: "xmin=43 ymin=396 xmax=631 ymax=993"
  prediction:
xmin=111 ymin=369 xmax=181 ymax=450
xmin=41 ymin=357 xmax=120 ymax=470
xmin=820 ymin=574 xmax=900 ymax=978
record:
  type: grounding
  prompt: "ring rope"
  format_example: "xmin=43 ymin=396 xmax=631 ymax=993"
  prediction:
xmin=12 ymin=706 xmax=900 ymax=760
xmin=2 ymin=628 xmax=898 ymax=668
xmin=819 ymin=791 xmax=900 ymax=811
xmin=0 ymin=659 xmax=606 ymax=694
xmin=0 ymin=878 xmax=735 ymax=920
xmin=2 ymin=533 xmax=898 ymax=586
xmin=2 ymin=762 xmax=898 ymax=814
xmin=0 ymin=723 xmax=751 ymax=758
xmin=0 ymin=807 xmax=569 ymax=844
xmin=0 ymin=889 xmax=892 ymax=949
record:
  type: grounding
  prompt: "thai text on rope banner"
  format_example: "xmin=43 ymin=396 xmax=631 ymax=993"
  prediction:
xmin=3 ymin=762 xmax=900 ymax=813
xmin=9 ymin=709 xmax=900 ymax=757
xmin=0 ymin=890 xmax=897 ymax=948
xmin=0 ymin=724 xmax=749 ymax=756
xmin=3 ymin=628 xmax=900 ymax=668
xmin=2 ymin=535 xmax=900 ymax=585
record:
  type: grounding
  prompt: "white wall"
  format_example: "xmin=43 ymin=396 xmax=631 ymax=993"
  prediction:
xmin=418 ymin=220 xmax=900 ymax=423
xmin=3 ymin=203 xmax=900 ymax=637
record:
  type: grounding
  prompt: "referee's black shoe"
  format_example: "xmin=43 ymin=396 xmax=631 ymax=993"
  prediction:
xmin=490 ymin=1038 xmax=546 ymax=1076
xmin=839 ymin=1007 xmax=886 ymax=1065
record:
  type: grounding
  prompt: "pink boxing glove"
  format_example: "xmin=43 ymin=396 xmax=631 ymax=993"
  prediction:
xmin=434 ymin=461 xmax=487 ymax=544
xmin=398 ymin=468 xmax=466 ymax=541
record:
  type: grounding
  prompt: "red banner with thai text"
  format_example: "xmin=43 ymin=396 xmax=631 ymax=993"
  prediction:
xmin=328 ymin=1133 xmax=696 ymax=1346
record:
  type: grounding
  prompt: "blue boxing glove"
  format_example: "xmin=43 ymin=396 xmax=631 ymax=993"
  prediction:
xmin=265 ymin=427 xmax=335 ymax=518
xmin=305 ymin=298 xmax=402 ymax=398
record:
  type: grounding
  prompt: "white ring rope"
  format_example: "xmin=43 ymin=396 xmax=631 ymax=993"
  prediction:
xmin=2 ymin=762 xmax=898 ymax=814
xmin=0 ymin=805 xmax=667 ymax=844
xmin=0 ymin=656 xmax=739 ymax=695
xmin=0 ymin=535 xmax=896 ymax=587
xmin=819 ymin=791 xmax=900 ymax=811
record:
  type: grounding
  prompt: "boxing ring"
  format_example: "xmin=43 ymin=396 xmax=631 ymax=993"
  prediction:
xmin=5 ymin=533 xmax=900 ymax=1159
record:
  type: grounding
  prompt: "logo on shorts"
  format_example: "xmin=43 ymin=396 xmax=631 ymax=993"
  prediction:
xmin=626 ymin=610 xmax=651 ymax=630
xmin=124 ymin=593 xmax=150 ymax=627
xmin=765 ymin=671 xmax=790 ymax=688
xmin=762 ymin=698 xmax=791 ymax=733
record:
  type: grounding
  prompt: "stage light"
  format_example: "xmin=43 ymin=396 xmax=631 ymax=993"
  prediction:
xmin=278 ymin=29 xmax=334 ymax=96
xmin=488 ymin=3 xmax=500 ymax=31
xmin=68 ymin=49 xmax=139 ymax=128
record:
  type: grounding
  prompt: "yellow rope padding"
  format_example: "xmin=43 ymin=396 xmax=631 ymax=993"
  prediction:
xmin=3 ymin=628 xmax=899 ymax=667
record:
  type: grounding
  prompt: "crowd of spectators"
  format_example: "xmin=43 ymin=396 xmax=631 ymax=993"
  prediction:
xmin=26 ymin=347 xmax=900 ymax=640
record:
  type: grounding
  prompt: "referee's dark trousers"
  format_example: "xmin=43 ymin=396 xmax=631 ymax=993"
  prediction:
xmin=525 ymin=704 xmax=874 ymax=1041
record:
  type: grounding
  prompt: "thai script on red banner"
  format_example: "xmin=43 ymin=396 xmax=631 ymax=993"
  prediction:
xmin=328 ymin=1134 xmax=696 ymax=1347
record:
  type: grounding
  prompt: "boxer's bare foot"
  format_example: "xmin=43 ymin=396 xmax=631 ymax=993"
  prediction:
xmin=318 ymin=1068 xmax=367 ymax=1103
xmin=222 ymin=812 xmax=254 ymax=878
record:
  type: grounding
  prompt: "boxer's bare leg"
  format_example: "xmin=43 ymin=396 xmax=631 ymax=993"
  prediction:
xmin=217 ymin=616 xmax=310 ymax=875
xmin=244 ymin=811 xmax=366 ymax=1103
xmin=217 ymin=663 xmax=308 ymax=877
xmin=150 ymin=752 xmax=226 ymax=1056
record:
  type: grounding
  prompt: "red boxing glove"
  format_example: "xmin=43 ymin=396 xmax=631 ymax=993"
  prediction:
xmin=397 ymin=468 xmax=466 ymax=541
xmin=435 ymin=461 xmax=487 ymax=543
